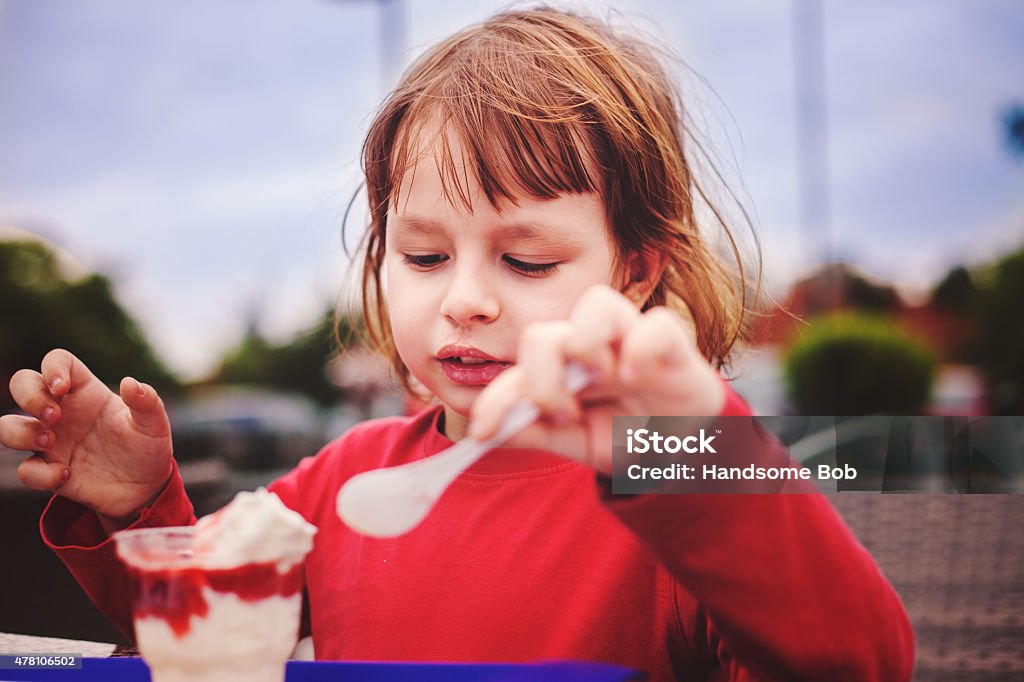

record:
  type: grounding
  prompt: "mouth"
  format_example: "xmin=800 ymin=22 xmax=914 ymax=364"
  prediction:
xmin=436 ymin=346 xmax=512 ymax=385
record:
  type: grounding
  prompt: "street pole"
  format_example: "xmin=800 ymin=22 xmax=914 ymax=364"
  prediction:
xmin=793 ymin=0 xmax=832 ymax=275
xmin=377 ymin=0 xmax=405 ymax=88
xmin=327 ymin=0 xmax=405 ymax=92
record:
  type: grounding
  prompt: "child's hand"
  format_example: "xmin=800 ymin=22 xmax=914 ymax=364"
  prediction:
xmin=468 ymin=285 xmax=726 ymax=474
xmin=0 ymin=349 xmax=174 ymax=525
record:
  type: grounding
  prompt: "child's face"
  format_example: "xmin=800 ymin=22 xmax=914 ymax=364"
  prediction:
xmin=385 ymin=133 xmax=623 ymax=434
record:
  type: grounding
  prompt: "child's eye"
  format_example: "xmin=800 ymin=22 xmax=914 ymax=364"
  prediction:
xmin=503 ymin=256 xmax=559 ymax=276
xmin=402 ymin=254 xmax=447 ymax=269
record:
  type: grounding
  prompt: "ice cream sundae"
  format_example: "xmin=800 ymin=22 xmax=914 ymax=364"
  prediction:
xmin=114 ymin=488 xmax=317 ymax=682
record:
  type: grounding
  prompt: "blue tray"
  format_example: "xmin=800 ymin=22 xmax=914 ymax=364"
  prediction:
xmin=0 ymin=657 xmax=644 ymax=681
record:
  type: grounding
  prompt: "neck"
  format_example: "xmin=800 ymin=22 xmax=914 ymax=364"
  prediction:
xmin=440 ymin=404 xmax=469 ymax=442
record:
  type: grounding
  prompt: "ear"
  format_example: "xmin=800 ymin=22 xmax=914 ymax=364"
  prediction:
xmin=620 ymin=248 xmax=669 ymax=308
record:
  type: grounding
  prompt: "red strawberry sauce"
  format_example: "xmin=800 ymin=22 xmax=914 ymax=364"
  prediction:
xmin=129 ymin=562 xmax=303 ymax=637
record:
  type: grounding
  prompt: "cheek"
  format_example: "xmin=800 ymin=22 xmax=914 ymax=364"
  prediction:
xmin=536 ymin=257 xmax=620 ymax=313
xmin=385 ymin=272 xmax=418 ymax=333
xmin=383 ymin=265 xmax=408 ymax=324
xmin=384 ymin=266 xmax=438 ymax=363
xmin=508 ymin=276 xmax=612 ymax=325
xmin=387 ymin=307 xmax=423 ymax=379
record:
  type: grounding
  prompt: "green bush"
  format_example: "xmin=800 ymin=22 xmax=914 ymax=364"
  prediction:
xmin=972 ymin=248 xmax=1024 ymax=413
xmin=783 ymin=313 xmax=936 ymax=415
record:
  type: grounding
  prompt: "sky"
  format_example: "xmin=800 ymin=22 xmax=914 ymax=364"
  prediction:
xmin=1 ymin=1 xmax=1023 ymax=380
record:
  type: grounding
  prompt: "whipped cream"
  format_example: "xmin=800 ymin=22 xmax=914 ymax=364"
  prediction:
xmin=192 ymin=488 xmax=316 ymax=570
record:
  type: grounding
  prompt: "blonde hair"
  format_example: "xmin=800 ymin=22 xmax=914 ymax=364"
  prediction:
xmin=354 ymin=6 xmax=759 ymax=395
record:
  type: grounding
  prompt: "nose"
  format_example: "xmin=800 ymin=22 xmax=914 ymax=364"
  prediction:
xmin=440 ymin=257 xmax=500 ymax=326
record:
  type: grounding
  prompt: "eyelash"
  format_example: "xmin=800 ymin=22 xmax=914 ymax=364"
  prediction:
xmin=505 ymin=256 xmax=559 ymax=276
xmin=401 ymin=254 xmax=559 ymax=277
xmin=402 ymin=254 xmax=447 ymax=268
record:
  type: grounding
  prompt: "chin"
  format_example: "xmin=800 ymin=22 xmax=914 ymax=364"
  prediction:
xmin=426 ymin=382 xmax=482 ymax=417
xmin=440 ymin=388 xmax=480 ymax=416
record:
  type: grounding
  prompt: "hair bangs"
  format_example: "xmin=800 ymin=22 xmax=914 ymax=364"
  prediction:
xmin=386 ymin=62 xmax=603 ymax=214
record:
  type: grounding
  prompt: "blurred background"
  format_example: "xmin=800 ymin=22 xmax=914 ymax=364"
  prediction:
xmin=1 ymin=1 xmax=1023 ymax=679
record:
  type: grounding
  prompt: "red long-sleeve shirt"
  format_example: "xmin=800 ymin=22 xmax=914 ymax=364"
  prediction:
xmin=41 ymin=384 xmax=915 ymax=681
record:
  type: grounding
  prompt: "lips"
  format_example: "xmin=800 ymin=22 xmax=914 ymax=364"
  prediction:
xmin=436 ymin=345 xmax=511 ymax=385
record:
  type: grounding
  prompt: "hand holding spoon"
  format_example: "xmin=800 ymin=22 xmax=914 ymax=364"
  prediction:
xmin=336 ymin=362 xmax=592 ymax=537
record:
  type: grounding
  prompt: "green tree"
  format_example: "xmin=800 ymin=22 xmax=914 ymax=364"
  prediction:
xmin=930 ymin=266 xmax=978 ymax=313
xmin=846 ymin=274 xmax=901 ymax=312
xmin=1 ymin=241 xmax=178 ymax=413
xmin=973 ymin=246 xmax=1024 ymax=413
xmin=210 ymin=309 xmax=357 ymax=406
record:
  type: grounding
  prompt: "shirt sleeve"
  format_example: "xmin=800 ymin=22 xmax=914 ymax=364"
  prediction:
xmin=598 ymin=377 xmax=916 ymax=681
xmin=40 ymin=460 xmax=197 ymax=640
xmin=40 ymin=439 xmax=340 ymax=645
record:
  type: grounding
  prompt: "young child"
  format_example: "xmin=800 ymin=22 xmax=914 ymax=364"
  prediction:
xmin=0 ymin=8 xmax=914 ymax=680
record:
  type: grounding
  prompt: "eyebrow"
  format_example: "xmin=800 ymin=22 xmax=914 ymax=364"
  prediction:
xmin=390 ymin=216 xmax=578 ymax=245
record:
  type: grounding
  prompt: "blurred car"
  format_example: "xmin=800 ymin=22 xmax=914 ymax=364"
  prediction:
xmin=170 ymin=386 xmax=326 ymax=471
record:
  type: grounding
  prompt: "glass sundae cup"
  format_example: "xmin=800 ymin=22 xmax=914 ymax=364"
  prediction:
xmin=114 ymin=490 xmax=316 ymax=682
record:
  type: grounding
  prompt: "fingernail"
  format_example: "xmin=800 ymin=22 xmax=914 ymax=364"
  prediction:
xmin=61 ymin=467 xmax=70 ymax=481
xmin=36 ymin=432 xmax=50 ymax=449
xmin=42 ymin=406 xmax=55 ymax=423
xmin=50 ymin=378 xmax=63 ymax=393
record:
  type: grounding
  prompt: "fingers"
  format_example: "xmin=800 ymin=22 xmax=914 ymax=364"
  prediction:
xmin=8 ymin=369 xmax=62 ymax=425
xmin=40 ymin=348 xmax=96 ymax=399
xmin=471 ymin=287 xmax=633 ymax=435
xmin=0 ymin=414 xmax=54 ymax=451
xmin=516 ymin=322 xmax=577 ymax=418
xmin=119 ymin=377 xmax=171 ymax=438
xmin=471 ymin=287 xmax=702 ymax=441
xmin=516 ymin=286 xmax=641 ymax=414
xmin=468 ymin=367 xmax=526 ymax=441
xmin=1 ymin=412 xmax=68 ymax=490
xmin=564 ymin=285 xmax=641 ymax=382
xmin=484 ymin=286 xmax=641 ymax=431
xmin=618 ymin=306 xmax=696 ymax=384
xmin=17 ymin=454 xmax=69 ymax=491
xmin=618 ymin=307 xmax=725 ymax=416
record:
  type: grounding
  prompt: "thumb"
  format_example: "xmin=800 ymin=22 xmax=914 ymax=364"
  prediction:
xmin=119 ymin=377 xmax=171 ymax=438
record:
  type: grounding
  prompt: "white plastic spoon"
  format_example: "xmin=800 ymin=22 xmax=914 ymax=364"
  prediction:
xmin=336 ymin=361 xmax=593 ymax=537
